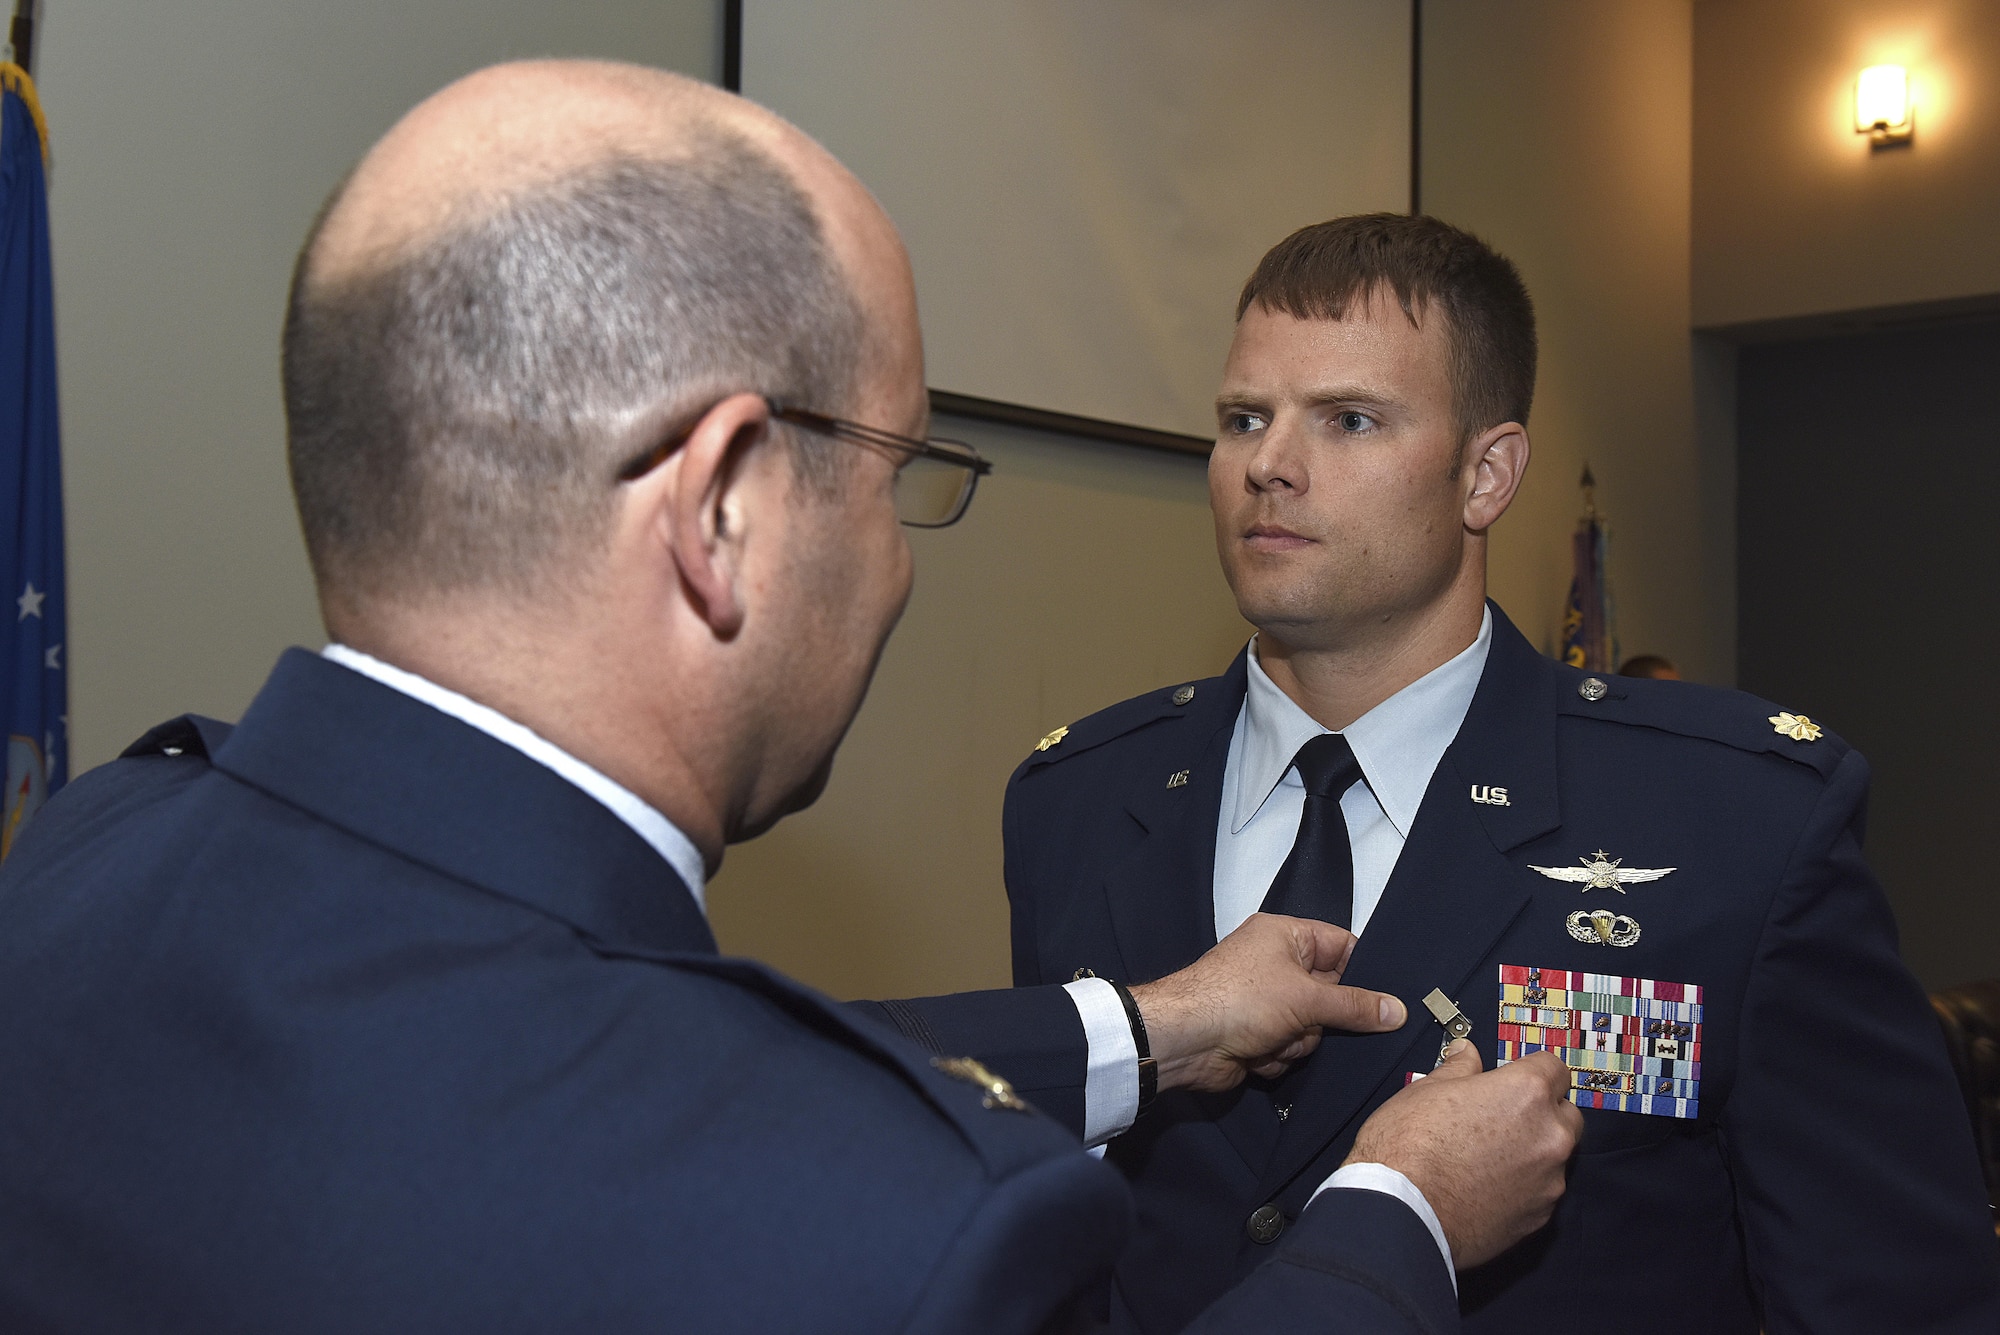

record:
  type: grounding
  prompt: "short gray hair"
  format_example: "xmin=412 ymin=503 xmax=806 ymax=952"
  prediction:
xmin=282 ymin=128 xmax=865 ymax=601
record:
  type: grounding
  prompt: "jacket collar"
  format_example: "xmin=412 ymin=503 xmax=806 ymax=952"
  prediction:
xmin=320 ymin=644 xmax=708 ymax=907
xmin=1230 ymin=608 xmax=1493 ymax=839
xmin=212 ymin=649 xmax=716 ymax=958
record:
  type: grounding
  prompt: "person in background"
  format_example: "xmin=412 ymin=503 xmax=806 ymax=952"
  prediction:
xmin=1618 ymin=653 xmax=1680 ymax=680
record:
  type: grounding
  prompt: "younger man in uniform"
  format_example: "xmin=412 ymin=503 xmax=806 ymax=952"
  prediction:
xmin=1001 ymin=214 xmax=2000 ymax=1333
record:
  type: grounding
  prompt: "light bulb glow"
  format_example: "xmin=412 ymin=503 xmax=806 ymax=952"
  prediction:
xmin=1856 ymin=65 xmax=1911 ymax=134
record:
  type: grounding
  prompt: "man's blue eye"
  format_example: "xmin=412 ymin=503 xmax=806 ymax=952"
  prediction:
xmin=1338 ymin=411 xmax=1372 ymax=432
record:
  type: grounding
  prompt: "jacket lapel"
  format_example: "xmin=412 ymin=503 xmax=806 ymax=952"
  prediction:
xmin=1098 ymin=652 xmax=1249 ymax=985
xmin=1095 ymin=652 xmax=1300 ymax=1172
xmin=213 ymin=649 xmax=717 ymax=959
xmin=1256 ymin=607 xmax=1564 ymax=1201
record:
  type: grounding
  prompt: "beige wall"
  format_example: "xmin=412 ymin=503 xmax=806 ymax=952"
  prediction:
xmin=1424 ymin=2 xmax=1724 ymax=684
xmin=1694 ymin=0 xmax=2000 ymax=328
xmin=744 ymin=0 xmax=1412 ymax=440
xmin=43 ymin=2 xmax=719 ymax=774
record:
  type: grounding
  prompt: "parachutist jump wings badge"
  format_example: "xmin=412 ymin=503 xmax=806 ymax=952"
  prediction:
xmin=1530 ymin=850 xmax=1675 ymax=894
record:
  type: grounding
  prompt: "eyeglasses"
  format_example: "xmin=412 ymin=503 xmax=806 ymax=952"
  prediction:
xmin=768 ymin=400 xmax=990 ymax=528
xmin=614 ymin=396 xmax=992 ymax=529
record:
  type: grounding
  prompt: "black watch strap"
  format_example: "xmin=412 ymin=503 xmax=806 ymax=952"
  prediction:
xmin=1107 ymin=979 xmax=1158 ymax=1114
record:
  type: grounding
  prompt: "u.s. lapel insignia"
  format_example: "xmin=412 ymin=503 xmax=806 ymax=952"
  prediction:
xmin=1769 ymin=712 xmax=1823 ymax=742
xmin=1566 ymin=907 xmax=1641 ymax=947
xmin=1530 ymin=850 xmax=1675 ymax=893
xmin=1165 ymin=769 xmax=1190 ymax=789
xmin=1470 ymin=785 xmax=1510 ymax=806
xmin=932 ymin=1056 xmax=1031 ymax=1112
xmin=1034 ymin=725 xmax=1069 ymax=752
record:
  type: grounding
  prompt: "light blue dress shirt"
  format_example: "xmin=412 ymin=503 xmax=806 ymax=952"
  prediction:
xmin=1213 ymin=607 xmax=1493 ymax=941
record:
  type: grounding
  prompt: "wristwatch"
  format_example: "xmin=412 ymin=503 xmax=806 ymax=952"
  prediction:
xmin=1074 ymin=967 xmax=1159 ymax=1115
xmin=1108 ymin=979 xmax=1158 ymax=1114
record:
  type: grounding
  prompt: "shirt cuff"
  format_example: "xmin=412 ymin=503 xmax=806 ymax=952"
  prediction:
xmin=1310 ymin=1161 xmax=1456 ymax=1293
xmin=1062 ymin=977 xmax=1139 ymax=1147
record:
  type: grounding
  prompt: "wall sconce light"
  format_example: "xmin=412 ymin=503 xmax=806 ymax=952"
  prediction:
xmin=1856 ymin=64 xmax=1914 ymax=146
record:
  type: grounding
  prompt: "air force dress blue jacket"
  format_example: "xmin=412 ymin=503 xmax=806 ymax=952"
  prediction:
xmin=995 ymin=605 xmax=2000 ymax=1334
xmin=0 ymin=649 xmax=1458 ymax=1334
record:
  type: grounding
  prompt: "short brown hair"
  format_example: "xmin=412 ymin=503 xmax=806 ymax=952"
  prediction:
xmin=1236 ymin=213 xmax=1536 ymax=441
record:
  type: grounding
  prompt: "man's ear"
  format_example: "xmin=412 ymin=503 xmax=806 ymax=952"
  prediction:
xmin=1461 ymin=421 xmax=1530 ymax=534
xmin=627 ymin=391 xmax=771 ymax=639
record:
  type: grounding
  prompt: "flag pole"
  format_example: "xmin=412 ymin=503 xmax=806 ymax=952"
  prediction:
xmin=7 ymin=0 xmax=35 ymax=77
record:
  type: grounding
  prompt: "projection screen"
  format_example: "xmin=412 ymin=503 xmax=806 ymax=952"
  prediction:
xmin=742 ymin=0 xmax=1414 ymax=443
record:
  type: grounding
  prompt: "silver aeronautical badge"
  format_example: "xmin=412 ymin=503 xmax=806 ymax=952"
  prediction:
xmin=1529 ymin=850 xmax=1675 ymax=894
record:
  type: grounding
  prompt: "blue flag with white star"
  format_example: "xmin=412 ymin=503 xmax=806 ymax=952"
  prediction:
xmin=0 ymin=64 xmax=62 ymax=861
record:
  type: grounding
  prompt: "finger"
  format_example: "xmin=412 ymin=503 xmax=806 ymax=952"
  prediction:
xmin=1269 ymin=915 xmax=1357 ymax=976
xmin=1514 ymin=1050 xmax=1574 ymax=1102
xmin=1424 ymin=1036 xmax=1483 ymax=1080
xmin=1299 ymin=980 xmax=1407 ymax=1033
xmin=1274 ymin=1031 xmax=1322 ymax=1064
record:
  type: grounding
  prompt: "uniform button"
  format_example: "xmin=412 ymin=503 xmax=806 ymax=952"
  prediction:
xmin=1245 ymin=1203 xmax=1286 ymax=1244
xmin=1578 ymin=677 xmax=1608 ymax=701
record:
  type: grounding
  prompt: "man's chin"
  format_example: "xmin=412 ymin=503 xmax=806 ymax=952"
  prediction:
xmin=1231 ymin=586 xmax=1340 ymax=639
xmin=781 ymin=756 xmax=836 ymax=819
xmin=729 ymin=752 xmax=838 ymax=845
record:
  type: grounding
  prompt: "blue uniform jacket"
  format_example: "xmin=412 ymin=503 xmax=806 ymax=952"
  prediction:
xmin=996 ymin=604 xmax=1999 ymax=1334
xmin=0 ymin=649 xmax=1457 ymax=1334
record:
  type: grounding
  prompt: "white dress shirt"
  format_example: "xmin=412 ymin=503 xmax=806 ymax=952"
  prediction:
xmin=325 ymin=643 xmax=1454 ymax=1276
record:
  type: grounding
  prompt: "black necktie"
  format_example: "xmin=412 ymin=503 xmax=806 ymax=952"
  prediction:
xmin=1259 ymin=733 xmax=1364 ymax=929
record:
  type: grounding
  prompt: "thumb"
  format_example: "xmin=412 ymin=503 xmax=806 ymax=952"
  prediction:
xmin=1424 ymin=1037 xmax=1484 ymax=1081
xmin=1301 ymin=979 xmax=1408 ymax=1034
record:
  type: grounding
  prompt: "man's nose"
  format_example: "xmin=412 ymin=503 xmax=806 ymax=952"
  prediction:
xmin=1246 ymin=425 xmax=1306 ymax=494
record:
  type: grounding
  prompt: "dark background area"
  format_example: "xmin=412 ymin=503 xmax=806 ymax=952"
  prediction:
xmin=1736 ymin=317 xmax=2000 ymax=989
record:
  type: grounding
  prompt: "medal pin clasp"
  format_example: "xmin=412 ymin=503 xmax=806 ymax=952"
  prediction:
xmin=1421 ymin=988 xmax=1473 ymax=1070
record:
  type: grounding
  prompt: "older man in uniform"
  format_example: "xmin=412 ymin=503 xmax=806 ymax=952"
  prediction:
xmin=996 ymin=215 xmax=2000 ymax=1333
xmin=0 ymin=66 xmax=1584 ymax=1332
